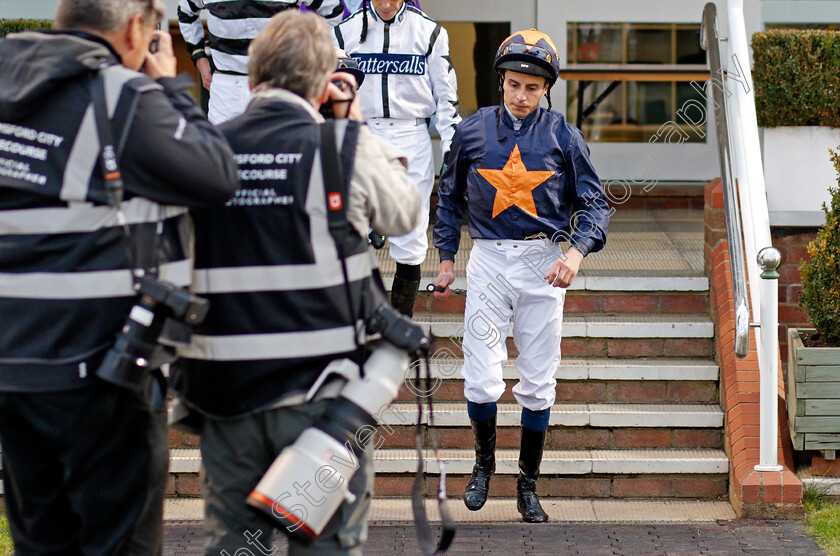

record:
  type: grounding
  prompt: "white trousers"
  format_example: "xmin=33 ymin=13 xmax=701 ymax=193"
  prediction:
xmin=461 ymin=239 xmax=566 ymax=411
xmin=208 ymin=74 xmax=252 ymax=125
xmin=368 ymin=118 xmax=434 ymax=266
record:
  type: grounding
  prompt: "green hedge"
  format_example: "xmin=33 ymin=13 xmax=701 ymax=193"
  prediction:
xmin=0 ymin=19 xmax=53 ymax=39
xmin=752 ymin=30 xmax=840 ymax=127
xmin=799 ymin=148 xmax=840 ymax=346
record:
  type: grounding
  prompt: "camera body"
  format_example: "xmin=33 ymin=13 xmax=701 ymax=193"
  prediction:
xmin=319 ymin=78 xmax=356 ymax=119
xmin=367 ymin=230 xmax=386 ymax=249
xmin=95 ymin=275 xmax=209 ymax=390
xmin=318 ymin=99 xmax=336 ymax=119
xmin=366 ymin=303 xmax=429 ymax=354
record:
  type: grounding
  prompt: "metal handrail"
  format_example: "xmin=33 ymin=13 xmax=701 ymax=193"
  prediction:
xmin=701 ymin=3 xmax=750 ymax=358
xmin=701 ymin=1 xmax=783 ymax=472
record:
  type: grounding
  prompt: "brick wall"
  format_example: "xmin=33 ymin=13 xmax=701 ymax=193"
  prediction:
xmin=772 ymin=227 xmax=819 ymax=356
xmin=703 ymin=181 xmax=818 ymax=357
xmin=609 ymin=183 xmax=706 ymax=211
xmin=705 ymin=179 xmax=802 ymax=518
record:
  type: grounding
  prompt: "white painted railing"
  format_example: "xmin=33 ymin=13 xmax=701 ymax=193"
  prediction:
xmin=702 ymin=1 xmax=782 ymax=472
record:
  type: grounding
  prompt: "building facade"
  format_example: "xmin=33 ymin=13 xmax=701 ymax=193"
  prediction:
xmin=5 ymin=0 xmax=839 ymax=184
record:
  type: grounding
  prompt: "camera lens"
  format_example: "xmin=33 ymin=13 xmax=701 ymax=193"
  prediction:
xmin=331 ymin=79 xmax=356 ymax=93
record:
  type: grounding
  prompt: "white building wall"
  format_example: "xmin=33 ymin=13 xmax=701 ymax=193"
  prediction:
xmin=4 ymin=0 xmax=838 ymax=183
xmin=0 ymin=0 xmax=185 ymax=20
xmin=422 ymin=0 xmax=536 ymax=30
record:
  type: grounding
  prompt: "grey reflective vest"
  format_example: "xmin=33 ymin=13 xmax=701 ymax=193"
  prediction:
xmin=0 ymin=38 xmax=192 ymax=392
xmin=172 ymin=96 xmax=381 ymax=418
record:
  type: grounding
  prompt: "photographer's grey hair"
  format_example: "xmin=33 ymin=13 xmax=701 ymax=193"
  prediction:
xmin=248 ymin=11 xmax=337 ymax=102
xmin=56 ymin=0 xmax=164 ymax=31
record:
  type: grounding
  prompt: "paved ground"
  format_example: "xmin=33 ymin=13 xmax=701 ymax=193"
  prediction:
xmin=164 ymin=498 xmax=739 ymax=523
xmin=164 ymin=520 xmax=824 ymax=555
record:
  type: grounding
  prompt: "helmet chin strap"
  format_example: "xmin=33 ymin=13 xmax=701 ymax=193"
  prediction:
xmin=496 ymin=73 xmax=505 ymax=142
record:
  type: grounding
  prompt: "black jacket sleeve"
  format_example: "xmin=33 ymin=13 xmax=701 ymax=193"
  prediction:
xmin=117 ymin=74 xmax=239 ymax=206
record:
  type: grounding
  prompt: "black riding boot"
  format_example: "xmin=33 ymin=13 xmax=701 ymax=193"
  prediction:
xmin=517 ymin=426 xmax=549 ymax=523
xmin=391 ymin=263 xmax=421 ymax=317
xmin=463 ymin=415 xmax=496 ymax=511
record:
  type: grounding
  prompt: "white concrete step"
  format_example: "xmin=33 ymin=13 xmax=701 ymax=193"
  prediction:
xmin=376 ymin=448 xmax=729 ymax=475
xmin=169 ymin=447 xmax=728 ymax=475
xmin=427 ymin=357 xmax=719 ymax=381
xmin=800 ymin=476 xmax=840 ymax=496
xmin=415 ymin=314 xmax=714 ymax=339
xmin=382 ymin=402 xmax=724 ymax=428
xmin=385 ymin=275 xmax=710 ymax=293
xmin=164 ymin=497 xmax=737 ymax=522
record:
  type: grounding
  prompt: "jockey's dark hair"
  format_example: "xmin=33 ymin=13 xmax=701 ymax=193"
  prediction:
xmin=360 ymin=1 xmax=369 ymax=43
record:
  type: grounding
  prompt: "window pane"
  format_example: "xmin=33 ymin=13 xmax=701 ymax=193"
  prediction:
xmin=627 ymin=82 xmax=671 ymax=125
xmin=627 ymin=25 xmax=670 ymax=64
xmin=676 ymin=27 xmax=705 ymax=63
xmin=570 ymin=23 xmax=624 ymax=63
xmin=566 ymin=22 xmax=705 ymax=143
xmin=568 ymin=81 xmax=625 ymax=141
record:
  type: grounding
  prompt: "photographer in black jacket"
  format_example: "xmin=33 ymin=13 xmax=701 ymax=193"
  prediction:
xmin=170 ymin=10 xmax=422 ymax=555
xmin=0 ymin=0 xmax=239 ymax=553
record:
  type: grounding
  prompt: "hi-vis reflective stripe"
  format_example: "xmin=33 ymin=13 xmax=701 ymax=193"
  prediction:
xmin=192 ymin=251 xmax=371 ymax=293
xmin=180 ymin=119 xmax=370 ymax=362
xmin=179 ymin=324 xmax=362 ymax=361
xmin=191 ymin=119 xmax=374 ymax=295
xmin=0 ymin=259 xmax=192 ymax=299
xmin=59 ymin=65 xmax=161 ymax=203
xmin=61 ymin=105 xmax=97 ymax=202
xmin=102 ymin=65 xmax=155 ymax=115
xmin=0 ymin=198 xmax=187 ymax=235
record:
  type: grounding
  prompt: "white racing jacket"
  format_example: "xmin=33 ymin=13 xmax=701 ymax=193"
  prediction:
xmin=178 ymin=0 xmax=344 ymax=75
xmin=333 ymin=3 xmax=461 ymax=155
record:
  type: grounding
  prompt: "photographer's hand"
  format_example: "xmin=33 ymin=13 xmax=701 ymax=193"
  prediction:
xmin=326 ymin=77 xmax=363 ymax=122
xmin=345 ymin=95 xmax=363 ymax=122
xmin=143 ymin=31 xmax=177 ymax=80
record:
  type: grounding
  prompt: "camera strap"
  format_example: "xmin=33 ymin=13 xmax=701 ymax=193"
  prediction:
xmin=89 ymin=71 xmax=163 ymax=281
xmin=89 ymin=71 xmax=137 ymax=274
xmin=319 ymin=121 xmax=365 ymax=365
xmin=412 ymin=352 xmax=456 ymax=556
xmin=318 ymin=121 xmax=360 ymax=246
xmin=319 ymin=122 xmax=455 ymax=554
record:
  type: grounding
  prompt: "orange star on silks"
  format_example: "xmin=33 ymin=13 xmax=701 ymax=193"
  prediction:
xmin=477 ymin=144 xmax=555 ymax=219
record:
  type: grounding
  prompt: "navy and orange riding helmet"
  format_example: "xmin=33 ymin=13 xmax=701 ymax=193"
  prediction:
xmin=494 ymin=29 xmax=560 ymax=86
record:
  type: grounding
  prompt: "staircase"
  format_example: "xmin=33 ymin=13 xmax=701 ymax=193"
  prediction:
xmin=168 ymin=207 xmax=729 ymax=505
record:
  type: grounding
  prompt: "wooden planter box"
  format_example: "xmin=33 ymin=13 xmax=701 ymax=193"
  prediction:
xmin=788 ymin=328 xmax=840 ymax=457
